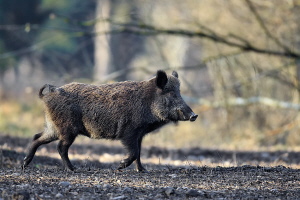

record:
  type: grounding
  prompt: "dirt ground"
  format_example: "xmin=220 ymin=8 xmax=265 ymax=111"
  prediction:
xmin=1 ymin=135 xmax=300 ymax=199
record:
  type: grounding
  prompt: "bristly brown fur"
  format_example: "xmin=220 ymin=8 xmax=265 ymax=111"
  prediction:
xmin=23 ymin=70 xmax=197 ymax=172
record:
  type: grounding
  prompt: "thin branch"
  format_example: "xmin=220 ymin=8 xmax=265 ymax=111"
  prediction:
xmin=244 ymin=0 xmax=295 ymax=54
xmin=218 ymin=61 xmax=300 ymax=93
xmin=95 ymin=64 xmax=207 ymax=84
xmin=184 ymin=95 xmax=300 ymax=111
xmin=0 ymin=37 xmax=55 ymax=60
xmin=96 ymin=50 xmax=299 ymax=93
xmin=102 ymin=20 xmax=300 ymax=59
xmin=3 ymin=18 xmax=299 ymax=60
xmin=254 ymin=64 xmax=299 ymax=90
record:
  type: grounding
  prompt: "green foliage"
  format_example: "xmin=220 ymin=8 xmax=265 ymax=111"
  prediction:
xmin=37 ymin=28 xmax=77 ymax=54
xmin=40 ymin=1 xmax=69 ymax=10
xmin=0 ymin=0 xmax=95 ymax=75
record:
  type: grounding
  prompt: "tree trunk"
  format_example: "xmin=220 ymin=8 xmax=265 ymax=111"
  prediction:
xmin=94 ymin=0 xmax=111 ymax=82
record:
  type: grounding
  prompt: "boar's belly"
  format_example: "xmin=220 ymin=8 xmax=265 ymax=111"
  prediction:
xmin=83 ymin=121 xmax=113 ymax=139
xmin=82 ymin=116 xmax=133 ymax=140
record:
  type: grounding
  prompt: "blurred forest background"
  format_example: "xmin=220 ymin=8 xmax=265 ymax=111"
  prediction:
xmin=1 ymin=0 xmax=300 ymax=150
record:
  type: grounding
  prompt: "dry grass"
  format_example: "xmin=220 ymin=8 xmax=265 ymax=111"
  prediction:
xmin=0 ymin=100 xmax=44 ymax=137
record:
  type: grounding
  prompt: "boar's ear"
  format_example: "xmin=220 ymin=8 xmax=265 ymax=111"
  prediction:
xmin=172 ymin=71 xmax=178 ymax=78
xmin=156 ymin=70 xmax=168 ymax=89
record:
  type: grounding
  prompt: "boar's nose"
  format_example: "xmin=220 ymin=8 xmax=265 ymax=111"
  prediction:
xmin=189 ymin=114 xmax=198 ymax=122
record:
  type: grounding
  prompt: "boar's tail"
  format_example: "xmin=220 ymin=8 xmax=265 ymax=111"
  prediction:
xmin=39 ymin=84 xmax=57 ymax=99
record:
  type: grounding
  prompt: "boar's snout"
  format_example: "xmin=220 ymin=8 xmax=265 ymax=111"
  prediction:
xmin=189 ymin=113 xmax=198 ymax=122
xmin=177 ymin=108 xmax=198 ymax=122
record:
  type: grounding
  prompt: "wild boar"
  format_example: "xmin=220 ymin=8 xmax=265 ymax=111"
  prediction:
xmin=23 ymin=70 xmax=198 ymax=172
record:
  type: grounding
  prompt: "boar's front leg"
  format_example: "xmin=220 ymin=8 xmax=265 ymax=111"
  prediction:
xmin=118 ymin=136 xmax=146 ymax=172
xmin=135 ymin=136 xmax=146 ymax=172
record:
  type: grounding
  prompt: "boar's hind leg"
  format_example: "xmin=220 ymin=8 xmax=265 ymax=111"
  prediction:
xmin=57 ymin=135 xmax=76 ymax=171
xmin=23 ymin=131 xmax=58 ymax=169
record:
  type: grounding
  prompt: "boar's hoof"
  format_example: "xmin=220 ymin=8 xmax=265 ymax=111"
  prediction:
xmin=66 ymin=165 xmax=76 ymax=171
xmin=63 ymin=163 xmax=76 ymax=171
xmin=21 ymin=163 xmax=26 ymax=171
xmin=22 ymin=157 xmax=31 ymax=170
xmin=117 ymin=160 xmax=130 ymax=170
xmin=136 ymin=167 xmax=148 ymax=173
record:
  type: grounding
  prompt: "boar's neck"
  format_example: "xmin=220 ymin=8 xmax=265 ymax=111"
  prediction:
xmin=144 ymin=121 xmax=168 ymax=134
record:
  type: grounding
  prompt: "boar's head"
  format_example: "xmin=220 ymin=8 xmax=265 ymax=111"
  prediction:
xmin=152 ymin=70 xmax=198 ymax=122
